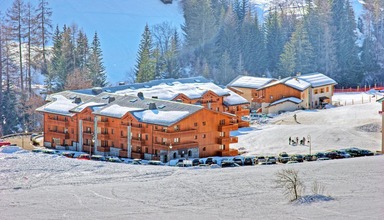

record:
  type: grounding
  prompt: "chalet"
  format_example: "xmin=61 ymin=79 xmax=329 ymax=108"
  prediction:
xmin=227 ymin=75 xmax=276 ymax=109
xmin=37 ymin=92 xmax=240 ymax=161
xmin=227 ymin=73 xmax=337 ymax=114
xmin=378 ymin=97 xmax=384 ymax=153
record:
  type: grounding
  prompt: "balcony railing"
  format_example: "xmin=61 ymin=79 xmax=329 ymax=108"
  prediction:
xmin=98 ymin=121 xmax=109 ymax=126
xmin=131 ymin=138 xmax=145 ymax=146
xmin=218 ymin=123 xmax=238 ymax=132
xmin=153 ymin=141 xmax=198 ymax=149
xmin=153 ymin=129 xmax=197 ymax=137
xmin=98 ymin=133 xmax=109 ymax=139
xmin=119 ymin=123 xmax=145 ymax=132
xmin=47 ymin=118 xmax=69 ymax=127
xmin=48 ymin=130 xmax=70 ymax=139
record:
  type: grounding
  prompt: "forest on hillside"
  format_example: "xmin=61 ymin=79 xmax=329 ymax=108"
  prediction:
xmin=135 ymin=0 xmax=384 ymax=87
xmin=1 ymin=0 xmax=384 ymax=136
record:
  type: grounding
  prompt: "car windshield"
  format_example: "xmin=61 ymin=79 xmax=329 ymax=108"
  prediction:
xmin=281 ymin=154 xmax=288 ymax=157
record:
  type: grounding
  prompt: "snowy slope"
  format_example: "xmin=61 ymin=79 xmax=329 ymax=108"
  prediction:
xmin=0 ymin=147 xmax=383 ymax=219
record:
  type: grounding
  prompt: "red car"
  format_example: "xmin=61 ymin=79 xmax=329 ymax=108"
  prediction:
xmin=77 ymin=154 xmax=91 ymax=160
xmin=0 ymin=139 xmax=11 ymax=147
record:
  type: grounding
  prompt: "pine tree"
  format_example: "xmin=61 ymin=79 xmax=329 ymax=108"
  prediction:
xmin=265 ymin=9 xmax=285 ymax=76
xmin=278 ymin=40 xmax=296 ymax=77
xmin=6 ymin=0 xmax=27 ymax=92
xmin=88 ymin=32 xmax=106 ymax=87
xmin=34 ymin=0 xmax=52 ymax=76
xmin=47 ymin=25 xmax=62 ymax=92
xmin=76 ymin=30 xmax=89 ymax=72
xmin=135 ymin=24 xmax=155 ymax=83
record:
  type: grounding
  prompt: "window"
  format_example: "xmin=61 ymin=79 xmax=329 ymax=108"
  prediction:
xmin=203 ymin=147 xmax=206 ymax=151
xmin=111 ymin=129 xmax=114 ymax=134
xmin=202 ymin=134 xmax=206 ymax=138
xmin=145 ymin=134 xmax=148 ymax=140
xmin=121 ymin=130 xmax=124 ymax=137
xmin=138 ymin=133 xmax=141 ymax=140
xmin=194 ymin=135 xmax=198 ymax=140
xmin=320 ymin=88 xmax=324 ymax=93
xmin=219 ymin=119 xmax=225 ymax=125
xmin=120 ymin=143 xmax=124 ymax=148
xmin=86 ymin=127 xmax=91 ymax=133
xmin=174 ymin=125 xmax=180 ymax=131
xmin=216 ymin=107 xmax=219 ymax=111
xmin=145 ymin=147 xmax=148 ymax=153
xmin=111 ymin=142 xmax=114 ymax=147
xmin=314 ymin=89 xmax=318 ymax=94
xmin=139 ymin=124 xmax=142 ymax=128
xmin=155 ymin=149 xmax=158 ymax=156
xmin=174 ymin=138 xmax=180 ymax=143
xmin=188 ymin=150 xmax=192 ymax=157
xmin=71 ymin=128 xmax=74 ymax=134
xmin=326 ymin=87 xmax=329 ymax=92
xmin=219 ymin=132 xmax=225 ymax=137
xmin=202 ymin=121 xmax=206 ymax=126
xmin=194 ymin=122 xmax=198 ymax=127
xmin=270 ymin=95 xmax=273 ymax=100
xmin=219 ymin=145 xmax=225 ymax=150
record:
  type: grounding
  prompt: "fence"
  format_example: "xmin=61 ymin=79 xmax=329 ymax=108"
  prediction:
xmin=334 ymin=86 xmax=384 ymax=93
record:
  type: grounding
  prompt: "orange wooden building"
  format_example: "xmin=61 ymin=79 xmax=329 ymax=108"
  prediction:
xmin=37 ymin=91 xmax=240 ymax=161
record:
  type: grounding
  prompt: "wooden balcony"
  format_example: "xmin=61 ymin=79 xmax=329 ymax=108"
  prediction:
xmin=82 ymin=119 xmax=94 ymax=126
xmin=119 ymin=123 xmax=145 ymax=132
xmin=218 ymin=136 xmax=238 ymax=145
xmin=98 ymin=133 xmax=110 ymax=139
xmin=48 ymin=130 xmax=70 ymax=139
xmin=97 ymin=146 xmax=110 ymax=152
xmin=98 ymin=121 xmax=109 ymax=127
xmin=153 ymin=129 xmax=197 ymax=138
xmin=131 ymin=152 xmax=143 ymax=159
xmin=238 ymin=121 xmax=250 ymax=128
xmin=218 ymin=123 xmax=238 ymax=132
xmin=120 ymin=136 xmax=127 ymax=141
xmin=83 ymin=131 xmax=93 ymax=138
xmin=47 ymin=119 xmax=69 ymax=127
xmin=82 ymin=145 xmax=93 ymax=153
xmin=153 ymin=141 xmax=198 ymax=150
xmin=131 ymin=138 xmax=145 ymax=146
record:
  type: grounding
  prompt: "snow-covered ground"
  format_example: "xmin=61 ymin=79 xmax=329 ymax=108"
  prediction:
xmin=0 ymin=92 xmax=383 ymax=219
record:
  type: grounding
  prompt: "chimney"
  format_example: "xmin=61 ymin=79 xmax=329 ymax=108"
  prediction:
xmin=91 ymin=87 xmax=103 ymax=95
xmin=148 ymin=102 xmax=157 ymax=110
xmin=137 ymin=92 xmax=144 ymax=99
xmin=108 ymin=97 xmax=115 ymax=103
xmin=74 ymin=97 xmax=81 ymax=104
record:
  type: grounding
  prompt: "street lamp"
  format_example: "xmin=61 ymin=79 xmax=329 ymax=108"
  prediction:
xmin=307 ymin=134 xmax=311 ymax=155
xmin=168 ymin=143 xmax=172 ymax=165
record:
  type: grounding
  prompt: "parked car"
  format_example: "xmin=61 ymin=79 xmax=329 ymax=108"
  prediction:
xmin=176 ymin=162 xmax=192 ymax=167
xmin=221 ymin=161 xmax=240 ymax=168
xmin=77 ymin=154 xmax=91 ymax=160
xmin=32 ymin=148 xmax=43 ymax=153
xmin=192 ymin=158 xmax=200 ymax=166
xmin=147 ymin=160 xmax=164 ymax=166
xmin=43 ymin=149 xmax=60 ymax=154
xmin=243 ymin=157 xmax=254 ymax=166
xmin=232 ymin=157 xmax=243 ymax=166
xmin=266 ymin=156 xmax=277 ymax=164
xmin=304 ymin=154 xmax=314 ymax=161
xmin=108 ymin=157 xmax=123 ymax=163
xmin=130 ymin=159 xmax=142 ymax=165
xmin=290 ymin=154 xmax=304 ymax=162
xmin=278 ymin=152 xmax=290 ymax=163
xmin=344 ymin=148 xmax=362 ymax=157
xmin=312 ymin=152 xmax=329 ymax=160
xmin=325 ymin=151 xmax=339 ymax=159
xmin=255 ymin=156 xmax=266 ymax=164
xmin=91 ymin=155 xmax=106 ymax=161
xmin=205 ymin=157 xmax=216 ymax=165
xmin=332 ymin=150 xmax=351 ymax=158
xmin=360 ymin=149 xmax=374 ymax=156
xmin=62 ymin=152 xmax=75 ymax=158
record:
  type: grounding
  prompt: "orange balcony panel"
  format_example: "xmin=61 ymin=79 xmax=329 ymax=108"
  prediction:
xmin=83 ymin=132 xmax=93 ymax=138
xmin=131 ymin=138 xmax=144 ymax=146
xmin=97 ymin=146 xmax=110 ymax=152
xmin=82 ymin=120 xmax=93 ymax=126
xmin=82 ymin=145 xmax=93 ymax=153
xmin=218 ymin=123 xmax=238 ymax=132
xmin=98 ymin=121 xmax=109 ymax=127
xmin=229 ymin=136 xmax=238 ymax=144
xmin=131 ymin=152 xmax=143 ymax=159
xmin=48 ymin=119 xmax=69 ymax=127
xmin=99 ymin=133 xmax=110 ymax=139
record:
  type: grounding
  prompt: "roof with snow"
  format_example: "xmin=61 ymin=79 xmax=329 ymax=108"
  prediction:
xmin=227 ymin=75 xmax=276 ymax=89
xmin=267 ymin=97 xmax=302 ymax=107
xmin=377 ymin=97 xmax=384 ymax=103
xmin=36 ymin=95 xmax=79 ymax=116
xmin=93 ymin=94 xmax=204 ymax=126
xmin=223 ymin=89 xmax=250 ymax=106
xmin=258 ymin=76 xmax=311 ymax=91
xmin=297 ymin=72 xmax=337 ymax=87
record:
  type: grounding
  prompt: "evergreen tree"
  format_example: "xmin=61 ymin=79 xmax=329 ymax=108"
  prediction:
xmin=135 ymin=24 xmax=155 ymax=83
xmin=47 ymin=25 xmax=62 ymax=92
xmin=76 ymin=30 xmax=89 ymax=72
xmin=265 ymin=9 xmax=285 ymax=76
xmin=88 ymin=32 xmax=106 ymax=87
xmin=6 ymin=0 xmax=27 ymax=92
xmin=34 ymin=0 xmax=52 ymax=76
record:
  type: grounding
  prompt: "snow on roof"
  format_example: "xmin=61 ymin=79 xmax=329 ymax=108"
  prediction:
xmin=227 ymin=75 xmax=276 ymax=89
xmin=70 ymin=102 xmax=107 ymax=113
xmin=36 ymin=95 xmax=78 ymax=116
xmin=284 ymin=77 xmax=311 ymax=91
xmin=115 ymin=82 xmax=229 ymax=100
xmin=377 ymin=97 xmax=384 ymax=103
xmin=223 ymin=89 xmax=250 ymax=106
xmin=133 ymin=109 xmax=190 ymax=126
xmin=298 ymin=72 xmax=337 ymax=87
xmin=98 ymin=104 xmax=142 ymax=118
xmin=268 ymin=97 xmax=302 ymax=107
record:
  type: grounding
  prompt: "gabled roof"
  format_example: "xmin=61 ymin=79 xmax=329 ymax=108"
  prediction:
xmin=227 ymin=75 xmax=276 ymax=89
xmin=223 ymin=89 xmax=250 ymax=106
xmin=93 ymin=94 xmax=204 ymax=126
xmin=73 ymin=76 xmax=230 ymax=100
xmin=298 ymin=72 xmax=337 ymax=87
xmin=377 ymin=97 xmax=384 ymax=103
xmin=36 ymin=94 xmax=79 ymax=116
xmin=258 ymin=77 xmax=311 ymax=91
xmin=267 ymin=97 xmax=302 ymax=107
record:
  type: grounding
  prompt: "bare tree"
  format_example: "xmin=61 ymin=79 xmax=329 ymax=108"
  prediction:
xmin=275 ymin=168 xmax=304 ymax=201
xmin=64 ymin=68 xmax=92 ymax=90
